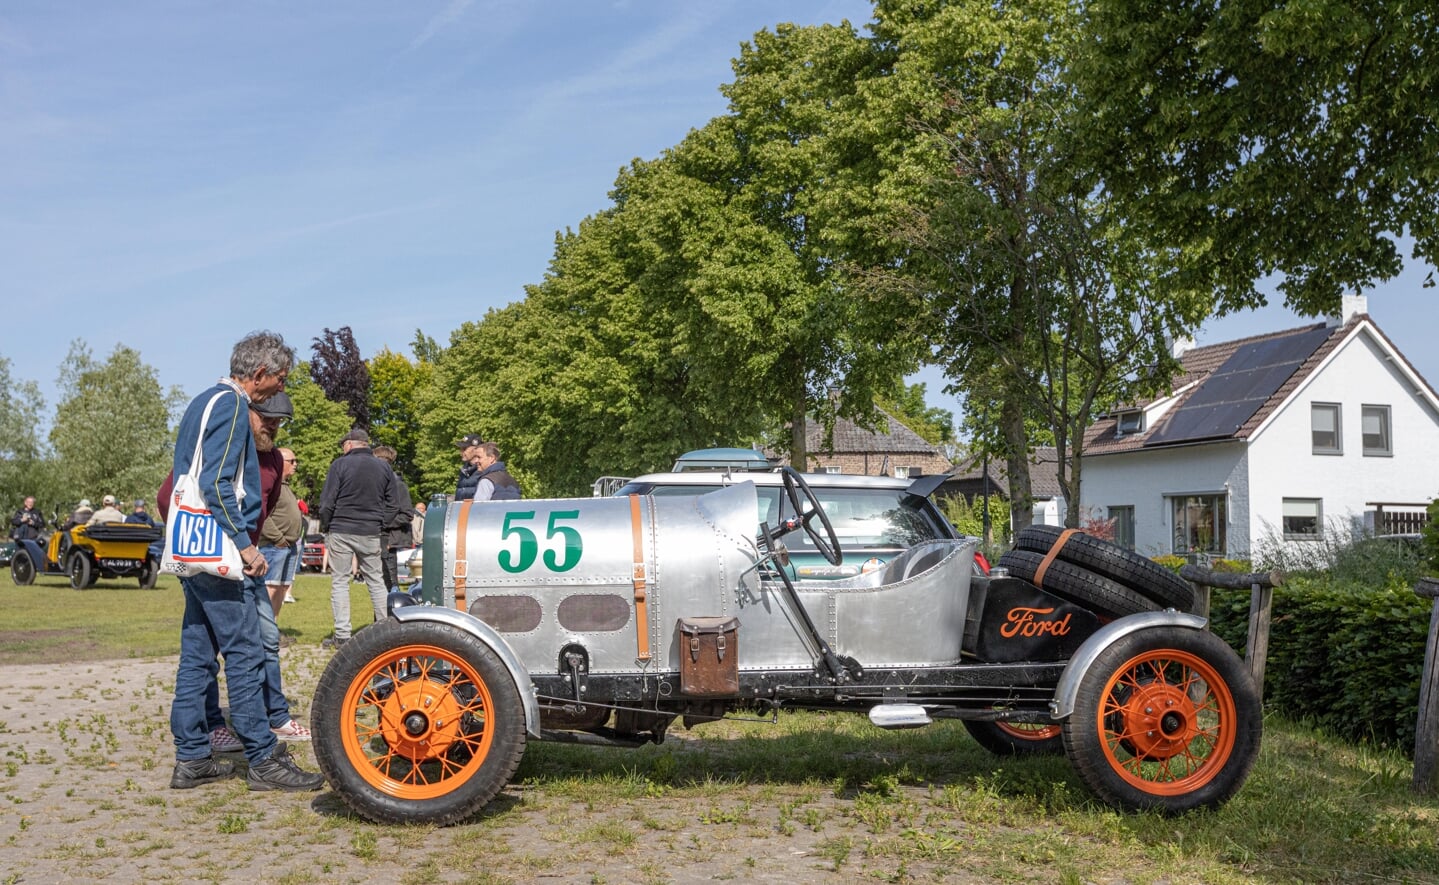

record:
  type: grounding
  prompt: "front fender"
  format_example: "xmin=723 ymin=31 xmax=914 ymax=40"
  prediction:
xmin=391 ymin=604 xmax=542 ymax=740
xmin=1049 ymin=610 xmax=1209 ymax=720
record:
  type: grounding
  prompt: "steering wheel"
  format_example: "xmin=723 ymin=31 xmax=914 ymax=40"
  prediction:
xmin=779 ymin=467 xmax=842 ymax=566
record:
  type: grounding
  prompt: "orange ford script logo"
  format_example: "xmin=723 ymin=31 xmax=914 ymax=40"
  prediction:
xmin=1000 ymin=606 xmax=1072 ymax=638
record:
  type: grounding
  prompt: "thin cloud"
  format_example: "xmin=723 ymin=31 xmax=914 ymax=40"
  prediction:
xmin=407 ymin=0 xmax=475 ymax=53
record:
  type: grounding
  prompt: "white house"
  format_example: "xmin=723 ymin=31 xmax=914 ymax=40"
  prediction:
xmin=1079 ymin=295 xmax=1439 ymax=558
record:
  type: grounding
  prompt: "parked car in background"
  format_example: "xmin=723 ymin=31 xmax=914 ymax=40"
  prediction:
xmin=301 ymin=534 xmax=327 ymax=572
xmin=612 ymin=469 xmax=986 ymax=579
xmin=0 ymin=540 xmax=13 ymax=568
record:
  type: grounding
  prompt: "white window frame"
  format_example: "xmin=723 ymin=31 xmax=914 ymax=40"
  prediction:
xmin=1361 ymin=404 xmax=1392 ymax=457
xmin=1311 ymin=402 xmax=1343 ymax=455
xmin=1116 ymin=410 xmax=1144 ymax=436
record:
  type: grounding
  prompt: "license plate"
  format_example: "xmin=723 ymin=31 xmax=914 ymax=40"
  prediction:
xmin=99 ymin=558 xmax=138 ymax=569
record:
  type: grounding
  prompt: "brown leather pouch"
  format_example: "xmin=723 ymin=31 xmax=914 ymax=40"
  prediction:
xmin=676 ymin=617 xmax=739 ymax=697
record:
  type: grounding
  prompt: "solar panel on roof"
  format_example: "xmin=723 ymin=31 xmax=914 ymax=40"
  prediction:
xmin=1145 ymin=325 xmax=1332 ymax=446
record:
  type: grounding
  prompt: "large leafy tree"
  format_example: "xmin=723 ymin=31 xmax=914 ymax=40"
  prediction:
xmin=856 ymin=0 xmax=1204 ymax=529
xmin=0 ymin=355 xmax=56 ymax=513
xmin=310 ymin=327 xmax=371 ymax=428
xmin=48 ymin=341 xmax=183 ymax=509
xmin=1074 ymin=0 xmax=1438 ymax=313
xmin=367 ymin=347 xmax=431 ymax=493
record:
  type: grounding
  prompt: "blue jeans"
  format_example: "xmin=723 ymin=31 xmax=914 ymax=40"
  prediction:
xmin=170 ymin=572 xmax=276 ymax=764
xmin=249 ymin=574 xmax=292 ymax=728
xmin=261 ymin=544 xmax=299 ymax=586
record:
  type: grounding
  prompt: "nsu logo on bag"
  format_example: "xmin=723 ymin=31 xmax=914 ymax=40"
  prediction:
xmin=166 ymin=494 xmax=233 ymax=576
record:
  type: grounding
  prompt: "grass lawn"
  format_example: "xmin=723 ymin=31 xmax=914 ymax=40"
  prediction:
xmin=0 ymin=572 xmax=372 ymax=664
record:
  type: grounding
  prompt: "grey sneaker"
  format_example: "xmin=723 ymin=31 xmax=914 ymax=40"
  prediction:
xmin=247 ymin=751 xmax=325 ymax=792
xmin=171 ymin=756 xmax=237 ymax=789
xmin=320 ymin=636 xmax=348 ymax=650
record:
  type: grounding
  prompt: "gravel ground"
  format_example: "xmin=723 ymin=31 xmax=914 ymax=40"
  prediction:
xmin=0 ymin=648 xmax=1029 ymax=884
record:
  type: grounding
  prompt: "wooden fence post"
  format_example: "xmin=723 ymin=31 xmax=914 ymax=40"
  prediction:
xmin=1411 ymin=577 xmax=1439 ymax=795
xmin=1178 ymin=564 xmax=1284 ymax=704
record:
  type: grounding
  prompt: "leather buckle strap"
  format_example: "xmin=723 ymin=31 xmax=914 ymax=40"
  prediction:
xmin=628 ymin=494 xmax=651 ymax=662
xmin=1034 ymin=528 xmax=1081 ymax=589
xmin=453 ymin=501 xmax=471 ymax=613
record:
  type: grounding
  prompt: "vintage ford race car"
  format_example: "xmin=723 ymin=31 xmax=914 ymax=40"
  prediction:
xmin=310 ymin=469 xmax=1261 ymax=824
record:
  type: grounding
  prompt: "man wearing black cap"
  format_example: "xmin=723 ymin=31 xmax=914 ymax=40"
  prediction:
xmin=317 ymin=428 xmax=398 ymax=648
xmin=454 ymin=433 xmax=484 ymax=500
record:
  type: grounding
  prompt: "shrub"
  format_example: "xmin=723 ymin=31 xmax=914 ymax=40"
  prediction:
xmin=1423 ymin=498 xmax=1439 ymax=574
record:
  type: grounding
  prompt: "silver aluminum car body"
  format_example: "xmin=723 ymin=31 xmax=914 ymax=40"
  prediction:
xmin=424 ymin=482 xmax=975 ymax=676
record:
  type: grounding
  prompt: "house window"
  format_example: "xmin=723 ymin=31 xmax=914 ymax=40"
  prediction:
xmin=1109 ymin=506 xmax=1135 ymax=550
xmin=1170 ymin=494 xmax=1227 ymax=555
xmin=1282 ymin=498 xmax=1322 ymax=539
xmin=893 ymin=466 xmax=910 ymax=479
xmin=1116 ymin=410 xmax=1144 ymax=436
xmin=822 ymin=465 xmax=841 ymax=475
xmin=1311 ymin=403 xmax=1342 ymax=454
xmin=1362 ymin=405 xmax=1391 ymax=456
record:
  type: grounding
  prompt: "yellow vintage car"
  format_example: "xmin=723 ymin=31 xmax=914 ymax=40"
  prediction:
xmin=10 ymin=521 xmax=163 ymax=589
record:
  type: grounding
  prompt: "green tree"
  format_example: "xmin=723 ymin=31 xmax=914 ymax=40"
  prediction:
xmin=0 ymin=355 xmax=56 ymax=513
xmin=877 ymin=381 xmax=955 ymax=447
xmin=48 ymin=341 xmax=183 ymax=508
xmin=856 ymin=0 xmax=1203 ymax=529
xmin=367 ymin=348 xmax=431 ymax=493
xmin=277 ymin=365 xmax=353 ymax=506
xmin=1074 ymin=0 xmax=1438 ymax=313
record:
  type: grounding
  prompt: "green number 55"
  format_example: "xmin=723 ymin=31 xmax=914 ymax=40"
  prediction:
xmin=498 ymin=510 xmax=583 ymax=574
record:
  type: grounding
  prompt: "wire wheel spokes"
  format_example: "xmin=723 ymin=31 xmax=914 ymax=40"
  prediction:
xmin=1098 ymin=649 xmax=1237 ymax=796
xmin=341 ymin=645 xmax=496 ymax=799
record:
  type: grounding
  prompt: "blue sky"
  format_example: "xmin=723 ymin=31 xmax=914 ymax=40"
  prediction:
xmin=2 ymin=1 xmax=1433 ymax=432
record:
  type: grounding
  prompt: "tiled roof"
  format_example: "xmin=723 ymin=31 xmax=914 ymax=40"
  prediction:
xmin=947 ymin=446 xmax=1064 ymax=500
xmin=806 ymin=408 xmax=943 ymax=455
xmin=1084 ymin=318 xmax=1356 ymax=455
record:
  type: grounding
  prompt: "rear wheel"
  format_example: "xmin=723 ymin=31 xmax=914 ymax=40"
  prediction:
xmin=1062 ymin=626 xmax=1261 ymax=813
xmin=964 ymin=720 xmax=1064 ymax=756
xmin=311 ymin=618 xmax=527 ymax=825
xmin=67 ymin=550 xmax=93 ymax=590
xmin=139 ymin=556 xmax=159 ymax=589
xmin=10 ymin=550 xmax=36 ymax=586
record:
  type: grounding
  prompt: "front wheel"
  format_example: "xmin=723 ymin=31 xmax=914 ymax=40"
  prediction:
xmin=11 ymin=550 xmax=36 ymax=586
xmin=311 ymin=618 xmax=527 ymax=825
xmin=1062 ymin=626 xmax=1261 ymax=814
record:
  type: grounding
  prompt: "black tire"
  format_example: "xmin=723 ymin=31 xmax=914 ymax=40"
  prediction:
xmin=311 ymin=618 xmax=527 ymax=826
xmin=1013 ymin=525 xmax=1193 ymax=611
xmin=964 ymin=720 xmax=1064 ymax=756
xmin=1062 ymin=625 xmax=1261 ymax=813
xmin=139 ymin=556 xmax=159 ymax=589
xmin=10 ymin=550 xmax=36 ymax=586
xmin=67 ymin=550 xmax=93 ymax=590
xmin=998 ymin=549 xmax=1155 ymax=619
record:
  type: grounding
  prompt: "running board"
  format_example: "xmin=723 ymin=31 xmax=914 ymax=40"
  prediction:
xmin=868 ymin=704 xmax=932 ymax=730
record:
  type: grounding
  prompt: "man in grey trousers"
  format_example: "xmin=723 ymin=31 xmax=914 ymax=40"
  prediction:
xmin=317 ymin=428 xmax=398 ymax=649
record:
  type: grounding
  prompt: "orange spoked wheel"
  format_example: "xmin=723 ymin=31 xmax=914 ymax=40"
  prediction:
xmin=1063 ymin=626 xmax=1261 ymax=813
xmin=312 ymin=619 xmax=526 ymax=825
xmin=964 ymin=719 xmax=1064 ymax=756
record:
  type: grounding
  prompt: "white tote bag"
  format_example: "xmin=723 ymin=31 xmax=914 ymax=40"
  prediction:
xmin=161 ymin=389 xmax=248 ymax=580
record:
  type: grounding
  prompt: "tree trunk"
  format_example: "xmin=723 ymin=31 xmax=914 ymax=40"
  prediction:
xmin=789 ymin=374 xmax=808 ymax=470
xmin=1002 ymin=397 xmax=1032 ymax=534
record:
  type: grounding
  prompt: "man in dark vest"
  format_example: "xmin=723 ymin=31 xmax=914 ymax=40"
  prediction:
xmin=470 ymin=441 xmax=521 ymax=501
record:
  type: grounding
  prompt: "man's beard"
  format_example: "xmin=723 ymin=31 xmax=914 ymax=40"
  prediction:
xmin=254 ymin=428 xmax=276 ymax=451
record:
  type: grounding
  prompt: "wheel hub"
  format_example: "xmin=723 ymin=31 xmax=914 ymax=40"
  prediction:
xmin=379 ymin=679 xmax=464 ymax=760
xmin=1115 ymin=680 xmax=1198 ymax=760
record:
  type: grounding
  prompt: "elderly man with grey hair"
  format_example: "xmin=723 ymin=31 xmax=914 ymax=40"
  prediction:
xmin=167 ymin=330 xmax=324 ymax=792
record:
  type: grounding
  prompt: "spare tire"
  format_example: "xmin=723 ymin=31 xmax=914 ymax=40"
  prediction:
xmin=1012 ymin=525 xmax=1193 ymax=611
xmin=997 ymin=549 xmax=1155 ymax=619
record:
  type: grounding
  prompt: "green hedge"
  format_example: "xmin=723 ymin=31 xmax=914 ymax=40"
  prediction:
xmin=1207 ymin=574 xmax=1431 ymax=753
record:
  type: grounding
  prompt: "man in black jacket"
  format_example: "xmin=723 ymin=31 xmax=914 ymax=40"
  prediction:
xmin=372 ymin=445 xmax=416 ymax=590
xmin=10 ymin=496 xmax=44 ymax=541
xmin=317 ymin=428 xmax=398 ymax=648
